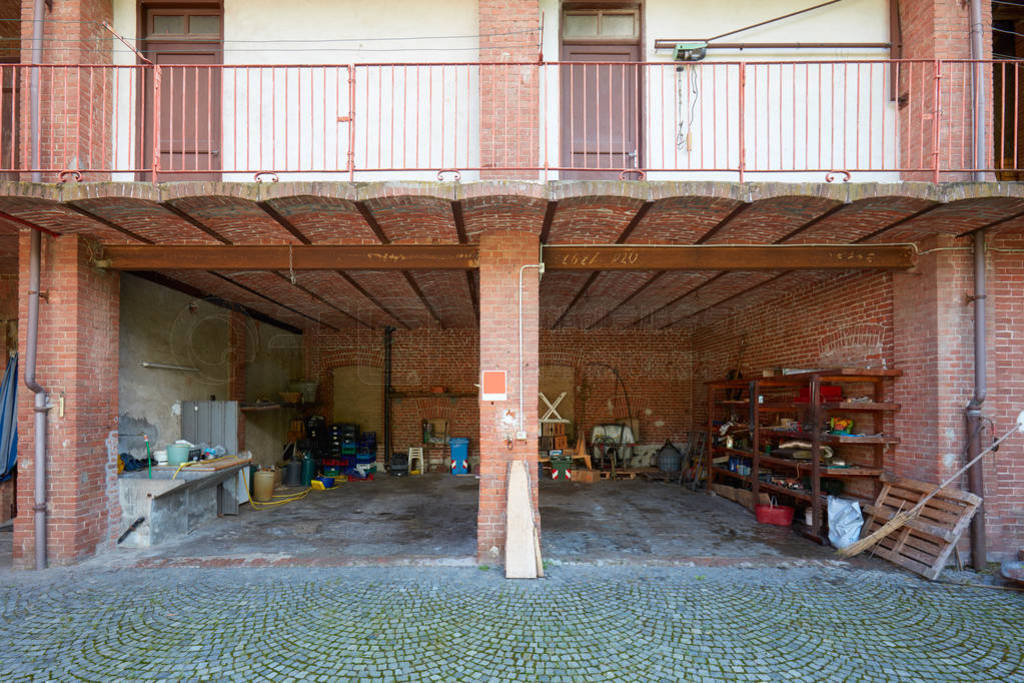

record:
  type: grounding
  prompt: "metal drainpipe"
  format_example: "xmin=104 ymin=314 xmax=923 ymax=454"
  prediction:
xmin=26 ymin=1 xmax=49 ymax=570
xmin=25 ymin=230 xmax=49 ymax=570
xmin=969 ymin=0 xmax=986 ymax=183
xmin=966 ymin=229 xmax=988 ymax=569
xmin=965 ymin=0 xmax=988 ymax=570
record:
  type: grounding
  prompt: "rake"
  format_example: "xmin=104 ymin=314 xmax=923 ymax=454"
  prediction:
xmin=838 ymin=410 xmax=1024 ymax=558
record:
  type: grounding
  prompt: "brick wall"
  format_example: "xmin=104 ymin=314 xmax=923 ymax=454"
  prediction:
xmin=983 ymin=230 xmax=1024 ymax=559
xmin=690 ymin=271 xmax=896 ymax=427
xmin=898 ymin=0 xmax=993 ymax=179
xmin=479 ymin=0 xmax=540 ymax=175
xmin=306 ymin=326 xmax=481 ymax=464
xmin=229 ymin=310 xmax=246 ymax=449
xmin=542 ymin=329 xmax=691 ymax=445
xmin=477 ymin=230 xmax=539 ymax=562
xmin=19 ymin=0 xmax=114 ymax=177
xmin=0 ymin=273 xmax=15 ymax=361
xmin=14 ymin=231 xmax=120 ymax=567
xmin=305 ymin=325 xmax=694 ymax=468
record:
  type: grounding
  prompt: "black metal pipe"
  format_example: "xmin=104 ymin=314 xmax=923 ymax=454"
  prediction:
xmin=383 ymin=326 xmax=393 ymax=468
xmin=966 ymin=229 xmax=987 ymax=569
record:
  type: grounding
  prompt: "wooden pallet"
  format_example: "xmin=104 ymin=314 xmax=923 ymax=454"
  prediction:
xmin=599 ymin=469 xmax=640 ymax=480
xmin=859 ymin=474 xmax=981 ymax=580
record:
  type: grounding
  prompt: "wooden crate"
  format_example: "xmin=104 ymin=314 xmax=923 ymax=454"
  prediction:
xmin=573 ymin=469 xmax=600 ymax=483
xmin=860 ymin=474 xmax=981 ymax=580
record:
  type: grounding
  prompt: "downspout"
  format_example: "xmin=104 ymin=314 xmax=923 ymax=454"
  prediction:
xmin=30 ymin=0 xmax=44 ymax=183
xmin=26 ymin=1 xmax=49 ymax=570
xmin=25 ymin=230 xmax=48 ymax=570
xmin=965 ymin=229 xmax=987 ymax=569
xmin=968 ymin=0 xmax=986 ymax=183
xmin=965 ymin=0 xmax=987 ymax=570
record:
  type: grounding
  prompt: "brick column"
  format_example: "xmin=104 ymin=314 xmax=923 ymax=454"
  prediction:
xmin=19 ymin=0 xmax=115 ymax=179
xmin=893 ymin=235 xmax=974 ymax=484
xmin=479 ymin=0 xmax=541 ymax=177
xmin=897 ymin=0 xmax=992 ymax=180
xmin=477 ymin=230 xmax=540 ymax=563
xmin=14 ymin=231 xmax=120 ymax=567
xmin=228 ymin=310 xmax=247 ymax=450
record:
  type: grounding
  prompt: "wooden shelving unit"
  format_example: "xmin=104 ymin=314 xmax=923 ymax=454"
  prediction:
xmin=706 ymin=368 xmax=900 ymax=541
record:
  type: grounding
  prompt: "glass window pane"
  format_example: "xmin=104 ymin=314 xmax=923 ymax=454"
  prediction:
xmin=601 ymin=12 xmax=636 ymax=38
xmin=152 ymin=15 xmax=185 ymax=35
xmin=563 ymin=13 xmax=598 ymax=38
xmin=189 ymin=15 xmax=220 ymax=35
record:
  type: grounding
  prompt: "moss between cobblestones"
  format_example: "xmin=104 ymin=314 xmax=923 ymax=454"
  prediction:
xmin=0 ymin=565 xmax=1021 ymax=680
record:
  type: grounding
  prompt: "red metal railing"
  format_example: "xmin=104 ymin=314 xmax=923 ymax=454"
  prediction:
xmin=0 ymin=60 xmax=1014 ymax=182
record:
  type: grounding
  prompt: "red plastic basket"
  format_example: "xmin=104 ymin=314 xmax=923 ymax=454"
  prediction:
xmin=755 ymin=500 xmax=795 ymax=526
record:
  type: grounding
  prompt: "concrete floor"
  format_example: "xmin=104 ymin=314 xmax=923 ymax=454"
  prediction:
xmin=92 ymin=474 xmax=848 ymax=569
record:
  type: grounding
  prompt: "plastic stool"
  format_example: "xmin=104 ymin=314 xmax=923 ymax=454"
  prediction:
xmin=408 ymin=447 xmax=424 ymax=474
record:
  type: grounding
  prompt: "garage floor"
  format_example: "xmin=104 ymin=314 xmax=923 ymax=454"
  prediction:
xmin=92 ymin=474 xmax=849 ymax=569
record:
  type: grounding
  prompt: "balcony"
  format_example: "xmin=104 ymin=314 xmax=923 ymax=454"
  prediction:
xmin=0 ymin=59 xmax=1014 ymax=183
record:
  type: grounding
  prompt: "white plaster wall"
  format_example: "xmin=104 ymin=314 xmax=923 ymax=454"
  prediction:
xmin=108 ymin=0 xmax=899 ymax=183
xmin=118 ymin=275 xmax=303 ymax=464
xmin=539 ymin=0 xmax=899 ymax=182
xmin=118 ymin=274 xmax=230 ymax=456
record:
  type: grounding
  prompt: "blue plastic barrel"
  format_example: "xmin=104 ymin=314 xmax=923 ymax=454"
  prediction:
xmin=449 ymin=437 xmax=469 ymax=474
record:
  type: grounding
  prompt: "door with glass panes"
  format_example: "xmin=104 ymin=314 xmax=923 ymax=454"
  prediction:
xmin=560 ymin=6 xmax=642 ymax=178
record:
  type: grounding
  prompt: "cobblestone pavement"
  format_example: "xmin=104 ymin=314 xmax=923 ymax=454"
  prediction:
xmin=0 ymin=565 xmax=1021 ymax=681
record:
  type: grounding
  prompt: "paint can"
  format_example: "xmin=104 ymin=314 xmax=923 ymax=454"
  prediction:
xmin=285 ymin=459 xmax=302 ymax=487
xmin=253 ymin=470 xmax=275 ymax=503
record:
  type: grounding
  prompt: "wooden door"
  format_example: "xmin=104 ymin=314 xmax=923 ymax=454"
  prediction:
xmin=140 ymin=7 xmax=222 ymax=180
xmin=560 ymin=43 xmax=641 ymax=178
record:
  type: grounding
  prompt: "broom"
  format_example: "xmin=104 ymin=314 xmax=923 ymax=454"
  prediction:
xmin=838 ymin=409 xmax=1024 ymax=558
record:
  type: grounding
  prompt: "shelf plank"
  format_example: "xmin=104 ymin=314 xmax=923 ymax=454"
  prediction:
xmin=758 ymin=455 xmax=882 ymax=477
xmin=822 ymin=401 xmax=901 ymax=412
xmin=759 ymin=480 xmax=814 ymax=502
xmin=760 ymin=430 xmax=898 ymax=445
xmin=710 ymin=466 xmax=751 ymax=483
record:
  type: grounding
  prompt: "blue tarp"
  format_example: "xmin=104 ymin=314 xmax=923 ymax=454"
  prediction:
xmin=0 ymin=354 xmax=17 ymax=481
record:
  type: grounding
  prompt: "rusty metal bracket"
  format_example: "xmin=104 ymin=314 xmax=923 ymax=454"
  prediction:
xmin=437 ymin=169 xmax=462 ymax=182
xmin=254 ymin=171 xmax=279 ymax=183
xmin=619 ymin=169 xmax=647 ymax=181
xmin=57 ymin=170 xmax=82 ymax=184
xmin=825 ymin=170 xmax=851 ymax=183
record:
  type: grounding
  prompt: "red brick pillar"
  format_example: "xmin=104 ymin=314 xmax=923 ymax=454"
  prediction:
xmin=14 ymin=231 xmax=120 ymax=567
xmin=19 ymin=0 xmax=115 ymax=179
xmin=897 ymin=0 xmax=992 ymax=180
xmin=892 ymin=233 xmax=974 ymax=482
xmin=477 ymin=230 xmax=540 ymax=563
xmin=228 ymin=311 xmax=247 ymax=450
xmin=479 ymin=0 xmax=541 ymax=177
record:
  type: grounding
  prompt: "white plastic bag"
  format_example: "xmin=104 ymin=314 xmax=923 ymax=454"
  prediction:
xmin=827 ymin=496 xmax=863 ymax=549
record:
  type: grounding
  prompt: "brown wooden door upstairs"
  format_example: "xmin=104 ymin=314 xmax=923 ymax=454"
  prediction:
xmin=140 ymin=5 xmax=222 ymax=180
xmin=560 ymin=6 xmax=642 ymax=179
